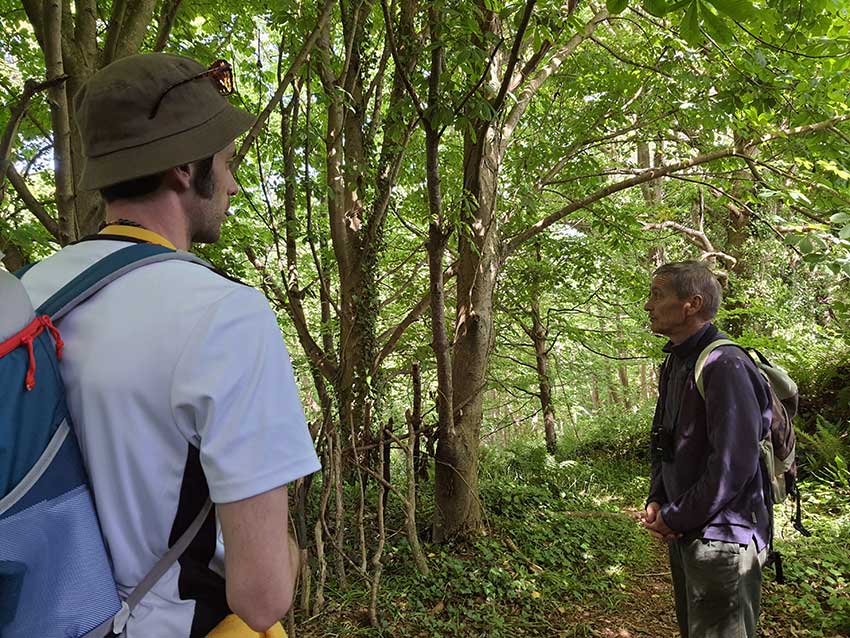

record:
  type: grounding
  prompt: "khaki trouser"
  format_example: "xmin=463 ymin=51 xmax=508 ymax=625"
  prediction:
xmin=668 ymin=537 xmax=767 ymax=638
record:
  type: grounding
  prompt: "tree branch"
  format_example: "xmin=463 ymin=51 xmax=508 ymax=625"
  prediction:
xmin=233 ymin=0 xmax=336 ymax=170
xmin=20 ymin=0 xmax=46 ymax=49
xmin=74 ymin=0 xmax=98 ymax=67
xmin=448 ymin=38 xmax=504 ymax=130
xmin=245 ymin=246 xmax=338 ymax=381
xmin=374 ymin=263 xmax=457 ymax=372
xmin=501 ymin=8 xmax=608 ymax=143
xmin=589 ymin=35 xmax=672 ymax=78
xmin=379 ymin=0 xmax=424 ymax=118
xmin=575 ymin=339 xmax=651 ymax=361
xmin=154 ymin=0 xmax=183 ymax=52
xmin=504 ymin=114 xmax=850 ymax=257
xmin=491 ymin=0 xmax=536 ymax=115
xmin=6 ymin=165 xmax=61 ymax=240
xmin=101 ymin=0 xmax=128 ymax=65
xmin=0 ymin=76 xmax=66 ymax=205
xmin=536 ymin=107 xmax=680 ymax=188
xmin=109 ymin=0 xmax=157 ymax=62
xmin=512 ymin=41 xmax=552 ymax=93
xmin=642 ymin=220 xmax=737 ymax=269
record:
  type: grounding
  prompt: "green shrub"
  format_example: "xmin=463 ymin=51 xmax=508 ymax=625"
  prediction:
xmin=797 ymin=415 xmax=850 ymax=487
xmin=561 ymin=401 xmax=655 ymax=461
xmin=793 ymin=346 xmax=850 ymax=427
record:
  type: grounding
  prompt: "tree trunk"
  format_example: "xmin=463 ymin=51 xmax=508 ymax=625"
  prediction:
xmin=617 ymin=361 xmax=631 ymax=409
xmin=43 ymin=0 xmax=76 ymax=244
xmin=411 ymin=362 xmax=427 ymax=481
xmin=532 ymin=299 xmax=557 ymax=455
xmin=591 ymin=375 xmax=602 ymax=410
xmin=431 ymin=3 xmax=607 ymax=540
xmin=433 ymin=117 xmax=501 ymax=541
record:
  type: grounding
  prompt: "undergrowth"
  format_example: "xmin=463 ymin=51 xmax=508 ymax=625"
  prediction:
xmin=299 ymin=432 xmax=656 ymax=637
xmin=763 ymin=481 xmax=850 ymax=637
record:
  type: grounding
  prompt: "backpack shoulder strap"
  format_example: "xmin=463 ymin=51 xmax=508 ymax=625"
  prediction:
xmin=694 ymin=338 xmax=739 ymax=399
xmin=83 ymin=499 xmax=214 ymax=637
xmin=14 ymin=261 xmax=38 ymax=279
xmin=36 ymin=243 xmax=211 ymax=321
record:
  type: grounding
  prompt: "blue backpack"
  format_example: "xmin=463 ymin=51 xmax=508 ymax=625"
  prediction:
xmin=1 ymin=244 xmax=212 ymax=638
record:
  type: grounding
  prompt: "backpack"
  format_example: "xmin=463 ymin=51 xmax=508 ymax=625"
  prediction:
xmin=1 ymin=243 xmax=212 ymax=638
xmin=694 ymin=338 xmax=811 ymax=583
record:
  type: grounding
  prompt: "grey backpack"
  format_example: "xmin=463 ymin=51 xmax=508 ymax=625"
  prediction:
xmin=694 ymin=339 xmax=810 ymax=584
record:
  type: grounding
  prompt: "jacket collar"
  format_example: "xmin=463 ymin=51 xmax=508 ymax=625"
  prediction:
xmin=662 ymin=322 xmax=718 ymax=359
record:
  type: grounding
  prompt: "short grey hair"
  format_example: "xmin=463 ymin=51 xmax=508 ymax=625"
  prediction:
xmin=653 ymin=261 xmax=722 ymax=320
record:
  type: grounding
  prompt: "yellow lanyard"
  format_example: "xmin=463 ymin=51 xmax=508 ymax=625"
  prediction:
xmin=99 ymin=224 xmax=177 ymax=250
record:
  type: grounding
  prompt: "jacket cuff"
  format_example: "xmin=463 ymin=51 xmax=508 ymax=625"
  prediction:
xmin=660 ymin=503 xmax=681 ymax=532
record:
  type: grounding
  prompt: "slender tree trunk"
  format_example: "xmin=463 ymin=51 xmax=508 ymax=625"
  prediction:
xmin=617 ymin=361 xmax=631 ymax=409
xmin=43 ymin=0 xmax=76 ymax=244
xmin=411 ymin=362 xmax=426 ymax=481
xmin=532 ymin=299 xmax=557 ymax=455
xmin=591 ymin=376 xmax=602 ymax=410
xmin=381 ymin=420 xmax=391 ymax=511
xmin=529 ymin=242 xmax=557 ymax=454
xmin=20 ymin=0 xmax=175 ymax=242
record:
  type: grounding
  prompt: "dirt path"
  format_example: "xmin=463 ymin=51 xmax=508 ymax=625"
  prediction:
xmin=587 ymin=539 xmax=680 ymax=638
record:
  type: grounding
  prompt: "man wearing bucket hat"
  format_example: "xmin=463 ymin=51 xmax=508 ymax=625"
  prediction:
xmin=21 ymin=53 xmax=320 ymax=637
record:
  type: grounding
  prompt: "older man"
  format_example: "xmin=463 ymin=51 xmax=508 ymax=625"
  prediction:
xmin=640 ymin=261 xmax=771 ymax=638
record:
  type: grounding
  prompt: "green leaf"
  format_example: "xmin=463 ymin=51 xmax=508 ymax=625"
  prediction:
xmin=644 ymin=0 xmax=670 ymax=17
xmin=831 ymin=213 xmax=850 ymax=224
xmin=798 ymin=236 xmax=815 ymax=254
xmin=788 ymin=189 xmax=812 ymax=205
xmin=679 ymin=1 xmax=702 ymax=46
xmin=606 ymin=0 xmax=629 ymax=14
xmin=706 ymin=0 xmax=756 ymax=22
xmin=840 ymin=224 xmax=850 ymax=240
xmin=701 ymin=5 xmax=733 ymax=44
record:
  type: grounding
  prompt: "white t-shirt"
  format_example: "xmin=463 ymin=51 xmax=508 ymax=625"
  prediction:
xmin=23 ymin=238 xmax=321 ymax=637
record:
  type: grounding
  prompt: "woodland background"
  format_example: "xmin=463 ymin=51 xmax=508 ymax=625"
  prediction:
xmin=1 ymin=0 xmax=849 ymax=635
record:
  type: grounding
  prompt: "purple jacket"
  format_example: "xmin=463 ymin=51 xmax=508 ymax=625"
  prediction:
xmin=648 ymin=323 xmax=772 ymax=549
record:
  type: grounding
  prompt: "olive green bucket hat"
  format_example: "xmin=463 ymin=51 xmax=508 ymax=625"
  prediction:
xmin=74 ymin=53 xmax=254 ymax=190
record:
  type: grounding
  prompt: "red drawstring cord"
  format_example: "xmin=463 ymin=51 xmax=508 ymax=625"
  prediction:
xmin=40 ymin=316 xmax=64 ymax=361
xmin=3 ymin=315 xmax=64 ymax=391
xmin=22 ymin=334 xmax=36 ymax=390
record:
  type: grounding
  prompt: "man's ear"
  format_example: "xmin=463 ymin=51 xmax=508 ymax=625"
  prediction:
xmin=684 ymin=294 xmax=704 ymax=318
xmin=165 ymin=164 xmax=192 ymax=192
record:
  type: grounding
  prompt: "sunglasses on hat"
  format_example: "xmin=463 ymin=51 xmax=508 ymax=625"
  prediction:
xmin=148 ymin=59 xmax=234 ymax=120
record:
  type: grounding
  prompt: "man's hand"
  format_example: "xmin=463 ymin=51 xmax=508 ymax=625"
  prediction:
xmin=640 ymin=501 xmax=681 ymax=542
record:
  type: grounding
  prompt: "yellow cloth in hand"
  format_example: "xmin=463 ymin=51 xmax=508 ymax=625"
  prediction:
xmin=207 ymin=614 xmax=287 ymax=638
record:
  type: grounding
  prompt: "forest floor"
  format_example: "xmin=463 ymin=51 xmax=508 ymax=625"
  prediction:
xmin=577 ymin=513 xmax=680 ymax=638
xmin=295 ymin=454 xmax=850 ymax=638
